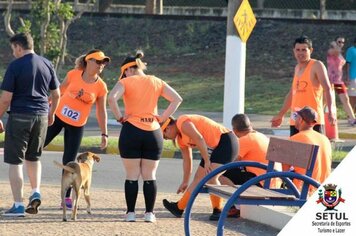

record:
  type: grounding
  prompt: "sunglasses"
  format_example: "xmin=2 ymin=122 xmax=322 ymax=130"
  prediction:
xmin=91 ymin=59 xmax=108 ymax=65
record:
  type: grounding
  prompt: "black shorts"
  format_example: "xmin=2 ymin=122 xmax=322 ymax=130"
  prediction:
xmin=199 ymin=132 xmax=238 ymax=167
xmin=4 ymin=113 xmax=48 ymax=164
xmin=119 ymin=122 xmax=163 ymax=160
xmin=223 ymin=167 xmax=260 ymax=186
xmin=290 ymin=124 xmax=324 ymax=136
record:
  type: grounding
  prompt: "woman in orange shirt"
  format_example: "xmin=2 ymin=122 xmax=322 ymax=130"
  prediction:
xmin=45 ymin=49 xmax=110 ymax=208
xmin=108 ymin=50 xmax=182 ymax=223
xmin=161 ymin=115 xmax=238 ymax=221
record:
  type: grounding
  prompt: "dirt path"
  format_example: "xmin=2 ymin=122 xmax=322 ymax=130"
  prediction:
xmin=0 ymin=182 xmax=279 ymax=236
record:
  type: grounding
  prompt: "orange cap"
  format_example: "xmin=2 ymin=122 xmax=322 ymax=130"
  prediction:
xmin=160 ymin=118 xmax=171 ymax=132
xmin=118 ymin=61 xmax=137 ymax=80
xmin=85 ymin=51 xmax=110 ymax=62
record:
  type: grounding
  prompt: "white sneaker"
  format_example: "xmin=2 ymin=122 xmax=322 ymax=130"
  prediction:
xmin=144 ymin=212 xmax=156 ymax=223
xmin=125 ymin=212 xmax=136 ymax=222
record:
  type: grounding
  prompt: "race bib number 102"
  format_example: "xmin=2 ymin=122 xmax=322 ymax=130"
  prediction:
xmin=61 ymin=106 xmax=80 ymax=121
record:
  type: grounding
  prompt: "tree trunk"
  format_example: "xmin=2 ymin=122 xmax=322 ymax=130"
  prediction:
xmin=54 ymin=0 xmax=91 ymax=71
xmin=146 ymin=0 xmax=156 ymax=14
xmin=320 ymin=0 xmax=326 ymax=19
xmin=55 ymin=20 xmax=69 ymax=72
xmin=40 ymin=0 xmax=51 ymax=55
xmin=4 ymin=0 xmax=15 ymax=37
xmin=99 ymin=0 xmax=113 ymax=12
xmin=257 ymin=0 xmax=265 ymax=9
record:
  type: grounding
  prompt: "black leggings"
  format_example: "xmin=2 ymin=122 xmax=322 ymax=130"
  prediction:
xmin=45 ymin=115 xmax=84 ymax=165
xmin=45 ymin=116 xmax=84 ymax=198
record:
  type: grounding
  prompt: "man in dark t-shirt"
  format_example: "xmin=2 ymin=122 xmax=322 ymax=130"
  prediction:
xmin=0 ymin=33 xmax=60 ymax=217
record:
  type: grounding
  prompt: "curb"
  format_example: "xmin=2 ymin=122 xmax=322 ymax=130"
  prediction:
xmin=44 ymin=143 xmax=202 ymax=159
xmin=44 ymin=143 xmax=180 ymax=158
xmin=339 ymin=132 xmax=356 ymax=140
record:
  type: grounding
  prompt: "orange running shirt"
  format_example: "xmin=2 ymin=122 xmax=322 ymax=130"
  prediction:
xmin=290 ymin=130 xmax=332 ymax=193
xmin=120 ymin=75 xmax=167 ymax=131
xmin=238 ymin=131 xmax=269 ymax=176
xmin=56 ymin=69 xmax=108 ymax=127
xmin=176 ymin=115 xmax=230 ymax=149
xmin=290 ymin=59 xmax=324 ymax=125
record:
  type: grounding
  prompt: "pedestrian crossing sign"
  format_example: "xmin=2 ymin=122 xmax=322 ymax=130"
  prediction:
xmin=233 ymin=0 xmax=257 ymax=42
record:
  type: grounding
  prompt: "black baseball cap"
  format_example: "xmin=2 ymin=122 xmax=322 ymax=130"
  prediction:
xmin=296 ymin=106 xmax=318 ymax=124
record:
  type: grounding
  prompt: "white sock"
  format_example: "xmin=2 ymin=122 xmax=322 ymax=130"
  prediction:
xmin=31 ymin=188 xmax=40 ymax=195
xmin=14 ymin=202 xmax=24 ymax=208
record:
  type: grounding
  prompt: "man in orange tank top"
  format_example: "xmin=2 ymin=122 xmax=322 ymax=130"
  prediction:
xmin=219 ymin=114 xmax=281 ymax=217
xmin=161 ymin=115 xmax=238 ymax=221
xmin=271 ymin=35 xmax=336 ymax=136
xmin=287 ymin=106 xmax=332 ymax=195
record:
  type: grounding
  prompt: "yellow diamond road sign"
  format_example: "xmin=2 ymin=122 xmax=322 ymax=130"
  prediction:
xmin=233 ymin=0 xmax=256 ymax=43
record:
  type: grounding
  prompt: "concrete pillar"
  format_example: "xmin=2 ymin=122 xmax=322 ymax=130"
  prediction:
xmin=223 ymin=0 xmax=245 ymax=128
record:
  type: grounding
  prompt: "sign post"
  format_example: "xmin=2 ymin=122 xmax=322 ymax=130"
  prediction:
xmin=223 ymin=0 xmax=256 ymax=128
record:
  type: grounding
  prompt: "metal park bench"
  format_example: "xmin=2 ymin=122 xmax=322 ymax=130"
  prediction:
xmin=184 ymin=137 xmax=321 ymax=236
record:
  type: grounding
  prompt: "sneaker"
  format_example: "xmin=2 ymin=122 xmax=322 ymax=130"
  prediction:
xmin=209 ymin=208 xmax=222 ymax=221
xmin=144 ymin=212 xmax=156 ymax=223
xmin=162 ymin=199 xmax=184 ymax=218
xmin=125 ymin=212 xmax=136 ymax=222
xmin=60 ymin=198 xmax=73 ymax=210
xmin=2 ymin=204 xmax=25 ymax=217
xmin=227 ymin=206 xmax=240 ymax=218
xmin=25 ymin=192 xmax=41 ymax=214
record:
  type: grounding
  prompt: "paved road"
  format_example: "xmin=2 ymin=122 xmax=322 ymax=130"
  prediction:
xmin=0 ymin=151 xmax=200 ymax=193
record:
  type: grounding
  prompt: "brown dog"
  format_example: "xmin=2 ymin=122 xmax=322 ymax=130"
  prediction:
xmin=54 ymin=152 xmax=100 ymax=221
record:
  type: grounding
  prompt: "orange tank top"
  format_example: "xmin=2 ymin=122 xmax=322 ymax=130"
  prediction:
xmin=176 ymin=115 xmax=230 ymax=149
xmin=56 ymin=69 xmax=108 ymax=127
xmin=290 ymin=59 xmax=324 ymax=125
xmin=290 ymin=130 xmax=332 ymax=194
xmin=120 ymin=75 xmax=166 ymax=131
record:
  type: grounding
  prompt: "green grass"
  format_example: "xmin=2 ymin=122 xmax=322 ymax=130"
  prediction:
xmin=157 ymin=74 xmax=224 ymax=111
xmin=245 ymin=76 xmax=292 ymax=115
xmin=332 ymin=150 xmax=349 ymax=162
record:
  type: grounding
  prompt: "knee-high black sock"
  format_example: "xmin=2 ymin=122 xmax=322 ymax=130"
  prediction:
xmin=125 ymin=180 xmax=138 ymax=213
xmin=143 ymin=180 xmax=157 ymax=213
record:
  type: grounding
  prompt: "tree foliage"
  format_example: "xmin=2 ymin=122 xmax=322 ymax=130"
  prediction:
xmin=3 ymin=0 xmax=92 ymax=71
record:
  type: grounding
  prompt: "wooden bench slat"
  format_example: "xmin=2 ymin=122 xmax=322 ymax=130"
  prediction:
xmin=267 ymin=137 xmax=315 ymax=169
xmin=205 ymin=184 xmax=296 ymax=200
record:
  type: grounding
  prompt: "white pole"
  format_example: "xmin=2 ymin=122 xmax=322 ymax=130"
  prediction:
xmin=223 ymin=0 xmax=245 ymax=129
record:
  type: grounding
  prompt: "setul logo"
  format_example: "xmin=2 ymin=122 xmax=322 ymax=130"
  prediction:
xmin=316 ymin=184 xmax=345 ymax=211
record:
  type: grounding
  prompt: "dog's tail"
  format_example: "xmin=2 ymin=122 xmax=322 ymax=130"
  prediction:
xmin=53 ymin=160 xmax=76 ymax=173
